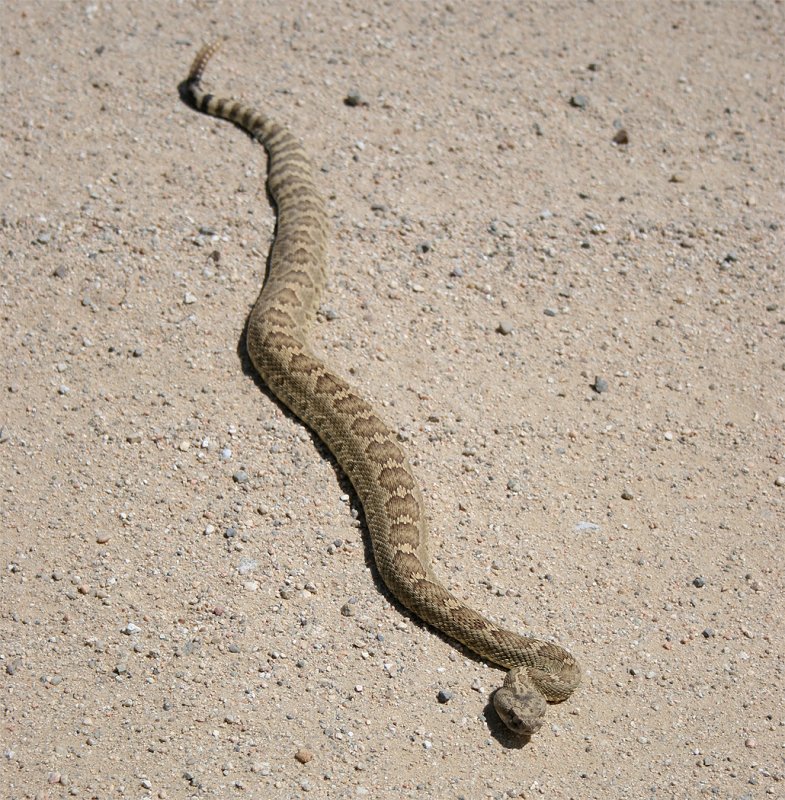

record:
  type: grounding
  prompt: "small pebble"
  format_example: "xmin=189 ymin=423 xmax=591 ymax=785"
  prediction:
xmin=692 ymin=576 xmax=706 ymax=588
xmin=593 ymin=376 xmax=608 ymax=393
xmin=237 ymin=558 xmax=256 ymax=575
xmin=295 ymin=748 xmax=313 ymax=764
xmin=543 ymin=307 xmax=557 ymax=317
xmin=774 ymin=476 xmax=785 ymax=487
xmin=437 ymin=689 xmax=453 ymax=704
xmin=497 ymin=320 xmax=513 ymax=335
xmin=702 ymin=628 xmax=715 ymax=638
xmin=233 ymin=470 xmax=249 ymax=484
xmin=344 ymin=90 xmax=365 ymax=107
xmin=621 ymin=488 xmax=634 ymax=500
xmin=612 ymin=128 xmax=629 ymax=145
xmin=570 ymin=94 xmax=588 ymax=108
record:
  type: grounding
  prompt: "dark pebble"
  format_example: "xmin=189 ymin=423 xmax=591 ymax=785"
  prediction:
xmin=612 ymin=128 xmax=629 ymax=145
xmin=593 ymin=376 xmax=608 ymax=393
xmin=415 ymin=241 xmax=431 ymax=254
xmin=570 ymin=94 xmax=588 ymax=109
xmin=437 ymin=689 xmax=453 ymax=704
xmin=224 ymin=527 xmax=237 ymax=539
xmin=702 ymin=628 xmax=715 ymax=638
xmin=692 ymin=576 xmax=706 ymax=588
xmin=344 ymin=90 xmax=365 ymax=107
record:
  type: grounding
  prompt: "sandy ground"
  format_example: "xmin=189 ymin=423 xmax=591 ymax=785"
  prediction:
xmin=1 ymin=1 xmax=783 ymax=798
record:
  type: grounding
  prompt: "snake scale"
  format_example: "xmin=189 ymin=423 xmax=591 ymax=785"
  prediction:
xmin=182 ymin=43 xmax=580 ymax=735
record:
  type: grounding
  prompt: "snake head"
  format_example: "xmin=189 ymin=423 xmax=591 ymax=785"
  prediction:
xmin=493 ymin=685 xmax=547 ymax=736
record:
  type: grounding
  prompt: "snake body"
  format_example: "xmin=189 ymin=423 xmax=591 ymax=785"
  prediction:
xmin=183 ymin=43 xmax=580 ymax=735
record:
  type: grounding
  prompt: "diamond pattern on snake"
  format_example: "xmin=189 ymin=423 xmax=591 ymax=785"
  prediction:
xmin=182 ymin=43 xmax=581 ymax=736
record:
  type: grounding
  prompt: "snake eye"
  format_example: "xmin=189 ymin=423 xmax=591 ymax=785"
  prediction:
xmin=501 ymin=708 xmax=542 ymax=736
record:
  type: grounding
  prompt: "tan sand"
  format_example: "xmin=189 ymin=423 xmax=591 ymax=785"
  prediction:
xmin=1 ymin=2 xmax=783 ymax=798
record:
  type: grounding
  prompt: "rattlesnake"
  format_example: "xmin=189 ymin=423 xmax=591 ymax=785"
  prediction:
xmin=182 ymin=42 xmax=580 ymax=736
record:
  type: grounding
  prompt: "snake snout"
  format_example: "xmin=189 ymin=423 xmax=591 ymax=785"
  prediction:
xmin=493 ymin=686 xmax=546 ymax=736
